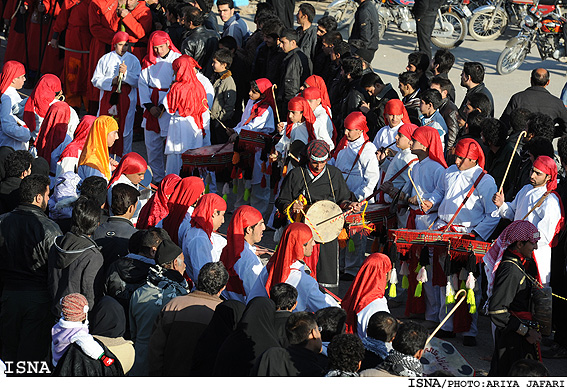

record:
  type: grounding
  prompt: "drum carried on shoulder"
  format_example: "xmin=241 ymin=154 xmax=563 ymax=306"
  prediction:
xmin=181 ymin=143 xmax=249 ymax=174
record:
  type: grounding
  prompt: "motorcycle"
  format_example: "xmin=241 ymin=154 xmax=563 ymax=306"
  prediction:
xmin=496 ymin=1 xmax=567 ymax=74
xmin=468 ymin=0 xmax=563 ymax=41
xmin=324 ymin=0 xmax=469 ymax=49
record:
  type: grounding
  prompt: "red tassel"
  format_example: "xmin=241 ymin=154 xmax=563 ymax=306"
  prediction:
xmin=266 ymin=163 xmax=272 ymax=175
xmin=231 ymin=166 xmax=238 ymax=179
xmin=261 ymin=161 xmax=266 ymax=174
xmin=273 ymin=181 xmax=279 ymax=195
xmin=261 ymin=175 xmax=267 ymax=188
xmin=237 ymin=168 xmax=243 ymax=179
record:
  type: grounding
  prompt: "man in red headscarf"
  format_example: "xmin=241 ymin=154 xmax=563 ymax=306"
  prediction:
xmin=92 ymin=31 xmax=141 ymax=157
xmin=139 ymin=31 xmax=181 ymax=183
xmin=493 ymin=155 xmax=563 ymax=287
xmin=331 ymin=112 xmax=379 ymax=280
xmin=423 ymin=137 xmax=500 ymax=346
xmin=0 ymin=61 xmax=30 ymax=151
xmin=220 ymin=205 xmax=265 ymax=303
xmin=373 ymin=99 xmax=410 ymax=164
xmin=183 ymin=193 xmax=227 ymax=283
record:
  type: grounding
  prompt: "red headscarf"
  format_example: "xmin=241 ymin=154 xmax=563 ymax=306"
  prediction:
xmin=112 ymin=31 xmax=130 ymax=47
xmin=163 ymin=176 xmax=206 ymax=244
xmin=220 ymin=205 xmax=264 ymax=295
xmin=286 ymin=96 xmax=316 ymax=141
xmin=35 ymin=101 xmax=70 ymax=163
xmin=24 ymin=74 xmax=62 ymax=133
xmin=167 ymin=55 xmax=207 ymax=131
xmin=265 ymin=223 xmax=313 ymax=295
xmin=384 ymin=99 xmax=411 ymax=127
xmin=59 ymin=115 xmax=96 ymax=161
xmin=0 ymin=61 xmax=25 ymax=95
xmin=142 ymin=31 xmax=181 ymax=69
xmin=107 ymin=152 xmax=148 ymax=188
xmin=333 ymin=111 xmax=369 ymax=159
xmin=136 ymin=174 xmax=182 ymax=229
xmin=454 ymin=138 xmax=486 ymax=169
xmin=341 ymin=253 xmax=393 ymax=335
xmin=412 ymin=126 xmax=448 ymax=168
xmin=303 ymin=86 xmax=337 ymax=144
xmin=533 ymin=155 xmax=558 ymax=192
xmin=243 ymin=78 xmax=276 ymax=125
xmin=398 ymin=123 xmax=418 ymax=141
xmin=190 ymin=192 xmax=226 ymax=241
xmin=304 ymin=75 xmax=331 ymax=110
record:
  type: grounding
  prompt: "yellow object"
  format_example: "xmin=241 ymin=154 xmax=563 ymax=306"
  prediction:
xmin=402 ymin=275 xmax=409 ymax=289
xmin=414 ymin=281 xmax=423 ymax=297
xmin=78 ymin=116 xmax=118 ymax=180
xmin=284 ymin=195 xmax=307 ymax=223
xmin=389 ymin=283 xmax=397 ymax=298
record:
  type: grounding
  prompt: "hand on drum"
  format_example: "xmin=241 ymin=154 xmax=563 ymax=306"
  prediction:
xmin=421 ymin=200 xmax=433 ymax=213
xmin=526 ymin=328 xmax=542 ymax=345
xmin=492 ymin=191 xmax=505 ymax=207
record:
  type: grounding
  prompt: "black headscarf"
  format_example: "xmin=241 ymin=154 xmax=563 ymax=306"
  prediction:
xmin=213 ymin=297 xmax=282 ymax=376
xmin=89 ymin=296 xmax=126 ymax=338
xmin=191 ymin=299 xmax=246 ymax=376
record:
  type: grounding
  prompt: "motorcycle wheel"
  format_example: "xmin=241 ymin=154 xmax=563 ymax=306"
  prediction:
xmin=431 ymin=11 xmax=468 ymax=49
xmin=468 ymin=9 xmax=508 ymax=41
xmin=323 ymin=3 xmax=357 ymax=32
xmin=496 ymin=43 xmax=528 ymax=75
xmin=378 ymin=14 xmax=387 ymax=40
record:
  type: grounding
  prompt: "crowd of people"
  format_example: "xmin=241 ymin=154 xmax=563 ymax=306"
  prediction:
xmin=0 ymin=0 xmax=565 ymax=378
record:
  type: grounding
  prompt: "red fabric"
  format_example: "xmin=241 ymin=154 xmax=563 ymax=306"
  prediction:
xmin=59 ymin=115 xmax=96 ymax=161
xmin=0 ymin=61 xmax=25 ymax=95
xmin=23 ymin=74 xmax=62 ymax=133
xmin=264 ymin=223 xmax=313 ymax=295
xmin=39 ymin=0 xmax=64 ymax=76
xmin=220 ymin=205 xmax=263 ymax=296
xmin=167 ymin=55 xmax=207 ymax=131
xmin=136 ymin=174 xmax=181 ymax=229
xmin=243 ymin=78 xmax=275 ymax=125
xmin=112 ymin=31 xmax=130 ymax=47
xmin=533 ymin=155 xmax=558 ymax=192
xmin=384 ymin=99 xmax=411 ymax=126
xmin=35 ymin=101 xmax=70 ymax=163
xmin=398 ymin=123 xmax=418 ymax=141
xmin=143 ymin=86 xmax=168 ymax=133
xmin=341 ymin=253 xmax=392 ymax=335
xmin=141 ymin=30 xmax=180 ymax=69
xmin=406 ymin=208 xmax=425 ymax=229
xmin=99 ymin=83 xmax=131 ymax=157
xmin=412 ymin=126 xmax=448 ymax=168
xmin=189 ymin=192 xmax=226 ymax=241
xmin=404 ymin=251 xmax=425 ymax=317
xmin=107 ymin=152 xmax=147 ymax=188
xmin=303 ymin=77 xmax=336 ymax=143
xmin=163 ymin=176 xmax=205 ymax=244
xmin=332 ymin=111 xmax=369 ymax=159
xmin=3 ymin=0 xmax=27 ymax=65
xmin=23 ymin=0 xmax=60 ymax=72
xmin=454 ymin=138 xmax=485 ymax=169
xmin=285 ymin=96 xmax=316 ymax=141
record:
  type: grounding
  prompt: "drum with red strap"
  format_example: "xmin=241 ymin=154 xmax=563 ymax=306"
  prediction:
xmin=345 ymin=203 xmax=397 ymax=236
xmin=182 ymin=143 xmax=243 ymax=173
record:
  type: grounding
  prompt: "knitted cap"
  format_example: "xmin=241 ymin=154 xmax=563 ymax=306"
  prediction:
xmin=61 ymin=293 xmax=89 ymax=322
xmin=155 ymin=238 xmax=183 ymax=266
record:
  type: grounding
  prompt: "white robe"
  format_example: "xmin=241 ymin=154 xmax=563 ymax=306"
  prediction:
xmin=275 ymin=122 xmax=309 ymax=158
xmin=357 ymin=297 xmax=390 ymax=339
xmin=222 ymin=242 xmax=265 ymax=303
xmin=408 ymin=157 xmax=445 ymax=230
xmin=382 ymin=147 xmax=417 ymax=203
xmin=0 ymin=86 xmax=29 ymax=150
xmin=373 ymin=122 xmax=402 ymax=153
xmin=312 ymin=104 xmax=334 ymax=150
xmin=494 ymin=184 xmax=562 ymax=285
xmin=429 ymin=165 xmax=500 ymax=241
xmin=92 ymin=51 xmax=141 ymax=154
xmin=331 ymin=136 xmax=380 ymax=202
xmin=183 ymin=226 xmax=227 ymax=283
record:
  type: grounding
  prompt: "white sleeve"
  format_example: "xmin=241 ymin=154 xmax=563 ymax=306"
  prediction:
xmin=0 ymin=94 xmax=30 ymax=142
xmin=354 ymin=149 xmax=380 ymax=201
xmin=302 ymin=273 xmax=340 ymax=312
xmin=124 ymin=56 xmax=141 ymax=89
xmin=138 ymin=67 xmax=152 ymax=106
xmin=91 ymin=56 xmax=114 ymax=92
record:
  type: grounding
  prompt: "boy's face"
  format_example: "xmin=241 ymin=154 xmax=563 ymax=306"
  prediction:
xmin=249 ymin=89 xmax=261 ymax=101
xmin=387 ymin=113 xmax=403 ymax=127
xmin=396 ymin=132 xmax=411 ymax=150
xmin=212 ymin=58 xmax=226 ymax=73
xmin=115 ymin=41 xmax=129 ymax=56
xmin=420 ymin=100 xmax=435 ymax=116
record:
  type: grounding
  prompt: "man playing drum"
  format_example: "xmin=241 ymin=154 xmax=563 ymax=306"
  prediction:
xmin=275 ymin=139 xmax=361 ymax=293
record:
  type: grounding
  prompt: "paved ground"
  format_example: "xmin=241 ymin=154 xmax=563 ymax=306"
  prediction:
xmin=2 ymin=0 xmax=565 ymax=376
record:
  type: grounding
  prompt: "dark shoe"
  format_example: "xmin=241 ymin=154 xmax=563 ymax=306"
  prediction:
xmin=435 ymin=330 xmax=456 ymax=339
xmin=340 ymin=273 xmax=356 ymax=281
xmin=463 ymin=336 xmax=477 ymax=346
xmin=542 ymin=344 xmax=567 ymax=359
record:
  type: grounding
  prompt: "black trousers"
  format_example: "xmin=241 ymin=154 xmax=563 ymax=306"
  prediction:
xmin=267 ymin=0 xmax=296 ymax=29
xmin=415 ymin=12 xmax=436 ymax=61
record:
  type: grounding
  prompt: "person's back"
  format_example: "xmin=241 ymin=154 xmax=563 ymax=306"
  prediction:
xmin=0 ymin=174 xmax=62 ymax=362
xmin=0 ymin=150 xmax=33 ymax=213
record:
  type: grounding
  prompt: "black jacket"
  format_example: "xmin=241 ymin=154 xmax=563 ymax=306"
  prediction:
xmin=349 ymin=1 xmax=380 ymax=51
xmin=0 ymin=176 xmax=21 ymax=214
xmin=277 ymin=47 xmax=312 ymax=113
xmin=48 ymin=232 xmax=105 ymax=317
xmin=0 ymin=204 xmax=62 ymax=291
xmin=296 ymin=24 xmax=318 ymax=60
xmin=412 ymin=0 xmax=443 ymax=18
xmin=365 ymin=83 xmax=400 ymax=140
xmin=93 ymin=216 xmax=137 ymax=270
xmin=439 ymin=97 xmax=460 ymax=150
xmin=460 ymin=82 xmax=494 ymax=117
xmin=104 ymin=254 xmax=151 ymax=314
xmin=181 ymin=25 xmax=220 ymax=78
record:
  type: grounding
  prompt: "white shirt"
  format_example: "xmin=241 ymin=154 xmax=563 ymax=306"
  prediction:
xmin=183 ymin=226 xmax=227 ymax=282
xmin=357 ymin=297 xmax=390 ymax=339
xmin=382 ymin=147 xmax=417 ymax=203
xmin=332 ymin=136 xmax=380 ymax=201
xmin=275 ymin=122 xmax=309 ymax=158
xmin=429 ymin=165 xmax=500 ymax=241
xmin=0 ymin=86 xmax=29 ymax=150
xmin=222 ymin=241 xmax=265 ymax=303
xmin=312 ymin=104 xmax=334 ymax=150
xmin=373 ymin=122 xmax=402 ymax=153
xmin=408 ymin=157 xmax=445 ymax=230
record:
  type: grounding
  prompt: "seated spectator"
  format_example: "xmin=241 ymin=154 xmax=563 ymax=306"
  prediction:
xmin=325 ymin=333 xmax=366 ymax=377
xmin=0 ymin=149 xmax=33 ymax=213
xmin=360 ymin=311 xmax=398 ymax=371
xmin=315 ymin=307 xmax=347 ymax=356
xmin=77 ymin=116 xmax=119 ymax=181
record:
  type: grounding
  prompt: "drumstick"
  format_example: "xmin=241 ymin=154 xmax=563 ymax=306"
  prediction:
xmin=407 ymin=165 xmax=425 ymax=206
xmin=18 ymin=91 xmax=29 ymax=98
xmin=201 ymin=99 xmax=229 ymax=130
xmin=499 ymin=130 xmax=527 ymax=194
xmin=315 ymin=208 xmax=354 ymax=226
xmin=211 ymin=140 xmax=231 ymax=158
xmin=426 ymin=289 xmax=467 ymax=346
xmin=271 ymin=84 xmax=280 ymax=124
xmin=215 ymin=232 xmax=275 ymax=255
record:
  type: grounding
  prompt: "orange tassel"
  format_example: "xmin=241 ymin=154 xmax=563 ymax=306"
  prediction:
xmin=261 ymin=175 xmax=267 ymax=188
xmin=232 ymin=152 xmax=240 ymax=165
xmin=282 ymin=165 xmax=288 ymax=177
xmin=338 ymin=228 xmax=349 ymax=248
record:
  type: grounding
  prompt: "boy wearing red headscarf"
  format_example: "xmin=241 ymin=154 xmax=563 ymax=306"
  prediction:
xmin=0 ymin=61 xmax=30 ymax=151
xmin=92 ymin=31 xmax=141 ymax=157
xmin=423 ymin=138 xmax=500 ymax=345
xmin=492 ymin=155 xmax=563 ymax=287
xmin=274 ymin=96 xmax=317 ymax=163
xmin=183 ymin=193 xmax=227 ymax=283
xmin=303 ymin=86 xmax=334 ymax=150
xmin=139 ymin=31 xmax=181 ymax=183
xmin=373 ymin=99 xmax=410 ymax=170
xmin=220 ymin=205 xmax=266 ymax=303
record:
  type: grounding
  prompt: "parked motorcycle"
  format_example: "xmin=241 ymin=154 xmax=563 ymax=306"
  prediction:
xmin=468 ymin=0 xmax=562 ymax=41
xmin=496 ymin=1 xmax=567 ymax=74
xmin=324 ymin=0 xmax=469 ymax=49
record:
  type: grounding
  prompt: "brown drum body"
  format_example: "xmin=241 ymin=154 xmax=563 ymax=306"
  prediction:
xmin=239 ymin=129 xmax=273 ymax=152
xmin=532 ymin=286 xmax=552 ymax=336
xmin=182 ymin=143 xmax=235 ymax=171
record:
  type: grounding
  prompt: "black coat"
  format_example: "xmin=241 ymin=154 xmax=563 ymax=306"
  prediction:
xmin=460 ymin=82 xmax=494 ymax=117
xmin=92 ymin=216 xmax=137 ymax=270
xmin=439 ymin=97 xmax=460 ymax=150
xmin=277 ymin=47 xmax=312 ymax=113
xmin=297 ymin=25 xmax=318 ymax=61
xmin=52 ymin=339 xmax=124 ymax=377
xmin=180 ymin=25 xmax=220 ymax=78
xmin=349 ymin=1 xmax=380 ymax=51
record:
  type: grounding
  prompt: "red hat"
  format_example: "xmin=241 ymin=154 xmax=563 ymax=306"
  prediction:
xmin=190 ymin=193 xmax=227 ymax=240
xmin=265 ymin=223 xmax=313 ymax=295
xmin=142 ymin=31 xmax=181 ymax=69
xmin=220 ymin=205 xmax=263 ymax=296
xmin=398 ymin=123 xmax=418 ymax=140
xmin=533 ymin=155 xmax=558 ymax=192
xmin=35 ymin=101 xmax=70 ymax=164
xmin=163 ymin=176 xmax=205 ymax=244
xmin=384 ymin=99 xmax=411 ymax=126
xmin=23 ymin=74 xmax=62 ymax=133
xmin=302 ymin=86 xmax=321 ymax=100
xmin=244 ymin=78 xmax=276 ymax=125
xmin=137 ymin=174 xmax=182 ymax=229
xmin=108 ymin=152 xmax=148 ymax=188
xmin=333 ymin=112 xmax=369 ymax=159
xmin=454 ymin=138 xmax=485 ymax=169
xmin=302 ymin=77 xmax=336 ymax=143
xmin=286 ymin=96 xmax=316 ymax=141
xmin=0 ymin=60 xmax=25 ymax=95
xmin=112 ymin=31 xmax=130 ymax=47
xmin=412 ymin=126 xmax=447 ymax=168
xmin=341 ymin=253 xmax=392 ymax=335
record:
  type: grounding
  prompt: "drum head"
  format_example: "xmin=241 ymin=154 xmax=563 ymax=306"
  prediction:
xmin=304 ymin=200 xmax=344 ymax=243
